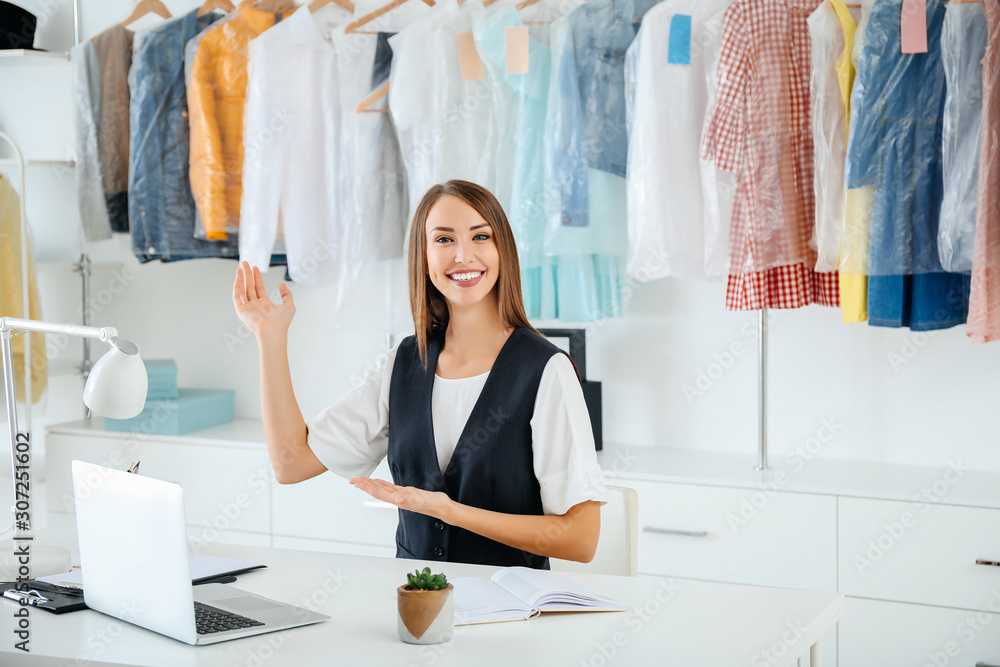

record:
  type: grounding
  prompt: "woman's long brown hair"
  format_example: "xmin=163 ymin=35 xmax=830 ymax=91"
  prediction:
xmin=408 ymin=180 xmax=540 ymax=367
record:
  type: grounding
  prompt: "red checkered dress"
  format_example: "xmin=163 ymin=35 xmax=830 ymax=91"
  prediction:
xmin=701 ymin=0 xmax=840 ymax=310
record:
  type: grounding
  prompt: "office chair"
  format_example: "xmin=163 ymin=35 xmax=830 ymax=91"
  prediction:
xmin=551 ymin=485 xmax=638 ymax=577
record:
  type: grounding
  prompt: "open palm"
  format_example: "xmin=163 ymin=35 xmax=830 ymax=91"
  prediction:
xmin=232 ymin=261 xmax=295 ymax=339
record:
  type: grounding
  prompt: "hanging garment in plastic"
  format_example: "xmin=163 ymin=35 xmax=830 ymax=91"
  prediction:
xmin=128 ymin=8 xmax=236 ymax=263
xmin=72 ymin=24 xmax=134 ymax=240
xmin=701 ymin=0 xmax=839 ymax=311
xmin=0 ymin=175 xmax=46 ymax=403
xmin=624 ymin=0 xmax=734 ymax=283
xmin=187 ymin=2 xmax=294 ymax=241
xmin=846 ymin=0 xmax=970 ymax=330
xmin=541 ymin=0 xmax=661 ymax=320
xmin=389 ymin=0 xmax=503 ymax=222
xmin=239 ymin=5 xmax=353 ymax=286
xmin=809 ymin=0 xmax=867 ymax=322
xmin=968 ymin=0 xmax=1000 ymax=345
xmin=938 ymin=1 xmax=988 ymax=273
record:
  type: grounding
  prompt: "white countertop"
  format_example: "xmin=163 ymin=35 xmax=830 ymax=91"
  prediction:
xmin=47 ymin=418 xmax=1000 ymax=510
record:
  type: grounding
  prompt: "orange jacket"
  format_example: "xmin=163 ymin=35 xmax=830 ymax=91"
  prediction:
xmin=188 ymin=4 xmax=293 ymax=240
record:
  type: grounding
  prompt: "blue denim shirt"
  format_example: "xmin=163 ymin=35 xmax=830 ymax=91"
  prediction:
xmin=550 ymin=0 xmax=660 ymax=227
xmin=128 ymin=9 xmax=239 ymax=263
xmin=845 ymin=0 xmax=948 ymax=276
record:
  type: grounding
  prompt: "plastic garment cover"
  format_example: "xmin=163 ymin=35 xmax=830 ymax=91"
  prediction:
xmin=846 ymin=0 xmax=948 ymax=276
xmin=968 ymin=0 xmax=1000 ymax=345
xmin=239 ymin=5 xmax=352 ymax=286
xmin=938 ymin=2 xmax=988 ymax=273
xmin=187 ymin=3 xmax=293 ymax=241
xmin=71 ymin=24 xmax=134 ymax=239
xmin=848 ymin=0 xmax=970 ymax=331
xmin=0 ymin=175 xmax=46 ymax=403
xmin=541 ymin=0 xmax=660 ymax=321
xmin=389 ymin=0 xmax=503 ymax=221
xmin=839 ymin=0 xmax=877 ymax=323
xmin=807 ymin=0 xmax=856 ymax=274
xmin=701 ymin=0 xmax=839 ymax=311
xmin=624 ymin=0 xmax=734 ymax=283
xmin=71 ymin=40 xmax=111 ymax=242
xmin=128 ymin=8 xmax=237 ymax=263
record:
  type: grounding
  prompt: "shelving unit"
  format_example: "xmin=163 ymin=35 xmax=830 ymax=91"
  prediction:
xmin=0 ymin=50 xmax=69 ymax=62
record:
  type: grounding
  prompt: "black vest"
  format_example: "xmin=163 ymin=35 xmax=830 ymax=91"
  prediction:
xmin=387 ymin=327 xmax=563 ymax=569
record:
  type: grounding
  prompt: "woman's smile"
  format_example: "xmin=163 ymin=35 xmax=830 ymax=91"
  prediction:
xmin=447 ymin=269 xmax=486 ymax=287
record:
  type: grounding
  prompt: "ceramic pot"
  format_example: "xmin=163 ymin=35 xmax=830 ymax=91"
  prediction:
xmin=397 ymin=583 xmax=454 ymax=644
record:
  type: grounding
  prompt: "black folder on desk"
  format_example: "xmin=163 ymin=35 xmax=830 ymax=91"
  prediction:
xmin=0 ymin=580 xmax=88 ymax=614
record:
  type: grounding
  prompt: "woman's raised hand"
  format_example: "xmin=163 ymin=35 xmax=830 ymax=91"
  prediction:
xmin=233 ymin=261 xmax=295 ymax=340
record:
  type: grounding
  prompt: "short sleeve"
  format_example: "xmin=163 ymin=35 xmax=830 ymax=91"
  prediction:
xmin=305 ymin=344 xmax=397 ymax=479
xmin=531 ymin=353 xmax=608 ymax=516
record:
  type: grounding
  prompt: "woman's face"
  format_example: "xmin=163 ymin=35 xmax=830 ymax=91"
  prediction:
xmin=425 ymin=195 xmax=501 ymax=308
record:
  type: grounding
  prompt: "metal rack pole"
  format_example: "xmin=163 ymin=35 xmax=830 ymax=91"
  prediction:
xmin=755 ymin=308 xmax=768 ymax=471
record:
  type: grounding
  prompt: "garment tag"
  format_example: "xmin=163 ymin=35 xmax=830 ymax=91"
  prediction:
xmin=505 ymin=26 xmax=529 ymax=75
xmin=456 ymin=32 xmax=485 ymax=81
xmin=900 ymin=0 xmax=927 ymax=54
xmin=668 ymin=14 xmax=692 ymax=65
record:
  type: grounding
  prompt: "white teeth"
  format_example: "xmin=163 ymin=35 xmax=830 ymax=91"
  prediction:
xmin=450 ymin=271 xmax=483 ymax=282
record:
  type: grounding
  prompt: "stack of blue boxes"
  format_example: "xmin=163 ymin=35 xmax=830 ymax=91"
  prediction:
xmin=104 ymin=359 xmax=235 ymax=435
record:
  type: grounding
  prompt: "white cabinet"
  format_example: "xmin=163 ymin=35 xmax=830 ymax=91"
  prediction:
xmin=630 ymin=479 xmax=837 ymax=591
xmin=839 ymin=497 xmax=1000 ymax=613
xmin=839 ymin=597 xmax=1000 ymax=667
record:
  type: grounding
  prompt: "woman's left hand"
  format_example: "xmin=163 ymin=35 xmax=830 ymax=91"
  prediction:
xmin=349 ymin=477 xmax=451 ymax=520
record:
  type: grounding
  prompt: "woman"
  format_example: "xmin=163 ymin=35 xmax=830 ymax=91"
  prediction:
xmin=233 ymin=180 xmax=606 ymax=568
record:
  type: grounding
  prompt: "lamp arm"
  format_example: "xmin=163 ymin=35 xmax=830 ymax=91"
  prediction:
xmin=0 ymin=317 xmax=118 ymax=342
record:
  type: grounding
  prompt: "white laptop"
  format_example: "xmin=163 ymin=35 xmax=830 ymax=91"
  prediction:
xmin=71 ymin=460 xmax=330 ymax=645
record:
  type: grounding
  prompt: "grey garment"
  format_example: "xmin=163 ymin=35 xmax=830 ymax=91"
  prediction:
xmin=91 ymin=23 xmax=133 ymax=233
xmin=72 ymin=40 xmax=112 ymax=242
xmin=371 ymin=31 xmax=395 ymax=90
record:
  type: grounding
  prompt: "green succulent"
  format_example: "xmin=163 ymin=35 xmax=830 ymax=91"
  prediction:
xmin=405 ymin=567 xmax=449 ymax=591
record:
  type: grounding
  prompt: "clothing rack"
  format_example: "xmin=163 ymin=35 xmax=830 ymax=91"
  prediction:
xmin=0 ymin=130 xmax=33 ymax=437
xmin=757 ymin=308 xmax=768 ymax=471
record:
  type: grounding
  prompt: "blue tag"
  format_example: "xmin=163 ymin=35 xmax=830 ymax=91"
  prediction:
xmin=668 ymin=14 xmax=692 ymax=65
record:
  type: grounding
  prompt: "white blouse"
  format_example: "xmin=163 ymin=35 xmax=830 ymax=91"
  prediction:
xmin=306 ymin=343 xmax=607 ymax=516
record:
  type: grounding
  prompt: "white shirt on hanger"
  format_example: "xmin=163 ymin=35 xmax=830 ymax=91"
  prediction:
xmin=240 ymin=5 xmax=353 ymax=285
xmin=624 ymin=0 xmax=735 ymax=283
xmin=306 ymin=342 xmax=608 ymax=517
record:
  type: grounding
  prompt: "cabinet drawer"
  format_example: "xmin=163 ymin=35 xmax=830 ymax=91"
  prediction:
xmin=272 ymin=459 xmax=398 ymax=547
xmin=629 ymin=479 xmax=836 ymax=591
xmin=838 ymin=497 xmax=1000 ymax=612
xmin=840 ymin=597 xmax=1000 ymax=667
xmin=47 ymin=432 xmax=272 ymax=535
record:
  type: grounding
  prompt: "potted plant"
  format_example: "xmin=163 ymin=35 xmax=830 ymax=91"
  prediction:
xmin=397 ymin=567 xmax=454 ymax=645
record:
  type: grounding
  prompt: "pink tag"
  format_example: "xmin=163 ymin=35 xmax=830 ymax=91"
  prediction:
xmin=900 ymin=0 xmax=927 ymax=54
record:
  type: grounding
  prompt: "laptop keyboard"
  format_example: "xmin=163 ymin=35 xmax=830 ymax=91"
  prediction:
xmin=194 ymin=601 xmax=265 ymax=635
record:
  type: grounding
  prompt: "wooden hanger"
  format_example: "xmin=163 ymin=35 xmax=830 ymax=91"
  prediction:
xmin=249 ymin=0 xmax=300 ymax=13
xmin=312 ymin=0 xmax=356 ymax=14
xmin=345 ymin=0 xmax=435 ymax=35
xmin=197 ymin=0 xmax=235 ymax=17
xmin=356 ymin=80 xmax=390 ymax=113
xmin=516 ymin=0 xmax=541 ymax=9
xmin=121 ymin=0 xmax=173 ymax=27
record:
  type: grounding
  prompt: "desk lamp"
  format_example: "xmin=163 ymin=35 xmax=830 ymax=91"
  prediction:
xmin=0 ymin=318 xmax=148 ymax=579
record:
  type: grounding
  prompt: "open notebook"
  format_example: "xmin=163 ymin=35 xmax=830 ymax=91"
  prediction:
xmin=452 ymin=567 xmax=628 ymax=625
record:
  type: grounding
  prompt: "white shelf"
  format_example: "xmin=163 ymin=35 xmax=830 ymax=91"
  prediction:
xmin=0 ymin=49 xmax=69 ymax=61
xmin=0 ymin=158 xmax=76 ymax=168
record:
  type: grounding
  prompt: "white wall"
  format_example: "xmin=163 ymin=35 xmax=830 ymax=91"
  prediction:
xmin=2 ymin=0 xmax=999 ymax=478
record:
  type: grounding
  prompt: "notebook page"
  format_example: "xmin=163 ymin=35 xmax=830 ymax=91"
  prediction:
xmin=451 ymin=577 xmax=535 ymax=624
xmin=491 ymin=567 xmax=623 ymax=609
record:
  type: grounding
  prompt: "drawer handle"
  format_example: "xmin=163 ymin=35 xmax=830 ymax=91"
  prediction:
xmin=975 ymin=663 xmax=1000 ymax=667
xmin=976 ymin=560 xmax=1000 ymax=567
xmin=363 ymin=500 xmax=397 ymax=510
xmin=643 ymin=527 xmax=709 ymax=538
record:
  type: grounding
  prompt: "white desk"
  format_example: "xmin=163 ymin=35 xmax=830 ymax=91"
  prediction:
xmin=0 ymin=514 xmax=843 ymax=667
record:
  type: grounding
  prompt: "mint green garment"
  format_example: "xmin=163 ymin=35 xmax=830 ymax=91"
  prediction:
xmin=476 ymin=6 xmax=625 ymax=321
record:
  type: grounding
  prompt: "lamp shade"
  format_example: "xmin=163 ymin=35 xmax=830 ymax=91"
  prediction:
xmin=82 ymin=338 xmax=148 ymax=419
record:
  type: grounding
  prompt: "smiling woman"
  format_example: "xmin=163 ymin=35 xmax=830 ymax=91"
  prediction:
xmin=232 ymin=180 xmax=608 ymax=569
